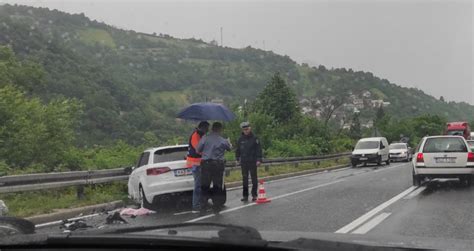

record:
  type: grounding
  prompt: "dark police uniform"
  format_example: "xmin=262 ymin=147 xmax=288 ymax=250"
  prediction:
xmin=236 ymin=131 xmax=262 ymax=200
xmin=197 ymin=132 xmax=231 ymax=213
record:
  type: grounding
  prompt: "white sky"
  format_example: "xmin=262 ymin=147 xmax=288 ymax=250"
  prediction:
xmin=2 ymin=0 xmax=473 ymax=104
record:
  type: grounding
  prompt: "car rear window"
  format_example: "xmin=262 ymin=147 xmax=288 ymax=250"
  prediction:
xmin=390 ymin=144 xmax=406 ymax=150
xmin=154 ymin=147 xmax=188 ymax=163
xmin=423 ymin=138 xmax=468 ymax=153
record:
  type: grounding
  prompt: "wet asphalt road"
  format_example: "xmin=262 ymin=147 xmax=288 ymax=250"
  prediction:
xmin=38 ymin=161 xmax=474 ymax=244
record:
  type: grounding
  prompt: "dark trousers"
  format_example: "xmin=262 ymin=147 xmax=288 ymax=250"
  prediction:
xmin=200 ymin=160 xmax=225 ymax=210
xmin=241 ymin=162 xmax=258 ymax=198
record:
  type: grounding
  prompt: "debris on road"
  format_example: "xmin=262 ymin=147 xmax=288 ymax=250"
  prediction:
xmin=60 ymin=219 xmax=92 ymax=232
xmin=120 ymin=207 xmax=156 ymax=217
xmin=105 ymin=212 xmax=127 ymax=224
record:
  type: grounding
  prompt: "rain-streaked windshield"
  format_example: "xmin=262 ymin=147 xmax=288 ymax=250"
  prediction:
xmin=355 ymin=141 xmax=379 ymax=150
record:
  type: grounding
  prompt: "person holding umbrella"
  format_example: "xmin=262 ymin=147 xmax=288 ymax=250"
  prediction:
xmin=186 ymin=121 xmax=210 ymax=213
xmin=236 ymin=122 xmax=262 ymax=202
xmin=176 ymin=102 xmax=236 ymax=214
xmin=197 ymin=122 xmax=231 ymax=215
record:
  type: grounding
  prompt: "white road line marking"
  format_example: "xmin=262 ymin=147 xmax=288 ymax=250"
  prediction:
xmin=335 ymin=186 xmax=417 ymax=234
xmin=173 ymin=211 xmax=193 ymax=216
xmin=186 ymin=179 xmax=345 ymax=223
xmin=352 ymin=212 xmax=391 ymax=234
xmin=403 ymin=186 xmax=426 ymax=199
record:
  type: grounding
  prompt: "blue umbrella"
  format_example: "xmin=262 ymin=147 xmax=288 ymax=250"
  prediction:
xmin=176 ymin=102 xmax=236 ymax=121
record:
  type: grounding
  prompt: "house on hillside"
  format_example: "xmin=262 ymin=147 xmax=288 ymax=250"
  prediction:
xmin=371 ymin=99 xmax=384 ymax=108
xmin=302 ymin=106 xmax=313 ymax=115
xmin=353 ymin=99 xmax=364 ymax=109
xmin=362 ymin=91 xmax=371 ymax=98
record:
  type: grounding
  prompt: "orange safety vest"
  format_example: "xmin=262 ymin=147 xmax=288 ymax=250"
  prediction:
xmin=186 ymin=130 xmax=203 ymax=168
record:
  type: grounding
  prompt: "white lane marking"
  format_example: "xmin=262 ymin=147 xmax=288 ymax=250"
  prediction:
xmin=403 ymin=186 xmax=426 ymax=200
xmin=35 ymin=213 xmax=102 ymax=228
xmin=335 ymin=186 xmax=417 ymax=234
xmin=352 ymin=212 xmax=391 ymax=234
xmin=173 ymin=211 xmax=193 ymax=216
xmin=227 ymin=166 xmax=351 ymax=192
xmin=186 ymin=179 xmax=345 ymax=223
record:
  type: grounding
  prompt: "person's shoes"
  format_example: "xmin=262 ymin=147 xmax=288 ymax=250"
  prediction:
xmin=251 ymin=196 xmax=257 ymax=202
xmin=191 ymin=208 xmax=200 ymax=214
xmin=240 ymin=197 xmax=248 ymax=202
xmin=213 ymin=206 xmax=222 ymax=215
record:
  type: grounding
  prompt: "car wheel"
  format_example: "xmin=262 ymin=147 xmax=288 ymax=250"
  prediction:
xmin=377 ymin=156 xmax=382 ymax=166
xmin=412 ymin=174 xmax=420 ymax=186
xmin=459 ymin=177 xmax=472 ymax=187
xmin=351 ymin=160 xmax=358 ymax=168
xmin=139 ymin=186 xmax=152 ymax=209
xmin=385 ymin=158 xmax=390 ymax=165
xmin=0 ymin=217 xmax=35 ymax=237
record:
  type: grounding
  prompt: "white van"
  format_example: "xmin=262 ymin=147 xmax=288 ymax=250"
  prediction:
xmin=351 ymin=137 xmax=390 ymax=167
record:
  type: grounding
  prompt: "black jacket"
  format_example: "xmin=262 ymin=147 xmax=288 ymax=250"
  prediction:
xmin=235 ymin=133 xmax=263 ymax=163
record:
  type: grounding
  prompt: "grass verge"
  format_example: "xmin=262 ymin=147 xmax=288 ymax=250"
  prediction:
xmin=2 ymin=158 xmax=348 ymax=217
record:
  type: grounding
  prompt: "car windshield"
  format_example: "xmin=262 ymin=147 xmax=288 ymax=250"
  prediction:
xmin=389 ymin=144 xmax=407 ymax=150
xmin=0 ymin=0 xmax=472 ymax=248
xmin=154 ymin=148 xmax=188 ymax=163
xmin=423 ymin=138 xmax=468 ymax=153
xmin=355 ymin=141 xmax=379 ymax=150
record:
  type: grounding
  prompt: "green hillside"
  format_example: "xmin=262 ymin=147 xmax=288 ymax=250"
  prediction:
xmin=0 ymin=4 xmax=473 ymax=146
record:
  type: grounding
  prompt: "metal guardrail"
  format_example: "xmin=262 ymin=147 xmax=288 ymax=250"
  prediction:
xmin=0 ymin=152 xmax=351 ymax=194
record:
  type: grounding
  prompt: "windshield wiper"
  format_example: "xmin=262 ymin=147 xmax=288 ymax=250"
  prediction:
xmin=100 ymin=222 xmax=263 ymax=241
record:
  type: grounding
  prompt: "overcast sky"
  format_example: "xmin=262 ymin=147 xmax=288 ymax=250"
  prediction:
xmin=3 ymin=0 xmax=473 ymax=104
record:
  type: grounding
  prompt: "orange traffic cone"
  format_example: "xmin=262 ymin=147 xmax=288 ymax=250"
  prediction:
xmin=256 ymin=180 xmax=271 ymax=204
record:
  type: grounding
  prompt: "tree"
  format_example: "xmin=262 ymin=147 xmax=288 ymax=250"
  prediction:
xmin=349 ymin=113 xmax=362 ymax=139
xmin=253 ymin=72 xmax=300 ymax=124
xmin=440 ymin=96 xmax=445 ymax=102
xmin=0 ymin=85 xmax=82 ymax=168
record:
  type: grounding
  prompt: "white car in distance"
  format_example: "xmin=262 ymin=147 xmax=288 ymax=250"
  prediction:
xmin=128 ymin=145 xmax=193 ymax=209
xmin=412 ymin=136 xmax=474 ymax=186
xmin=389 ymin=143 xmax=412 ymax=162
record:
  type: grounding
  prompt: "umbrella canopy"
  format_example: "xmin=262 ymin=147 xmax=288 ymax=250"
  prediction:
xmin=176 ymin=102 xmax=236 ymax=121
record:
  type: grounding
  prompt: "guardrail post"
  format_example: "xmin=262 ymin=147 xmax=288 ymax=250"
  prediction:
xmin=264 ymin=165 xmax=269 ymax=172
xmin=76 ymin=185 xmax=85 ymax=200
xmin=294 ymin=163 xmax=299 ymax=168
xmin=317 ymin=161 xmax=320 ymax=166
xmin=225 ymin=169 xmax=231 ymax=177
xmin=335 ymin=158 xmax=339 ymax=163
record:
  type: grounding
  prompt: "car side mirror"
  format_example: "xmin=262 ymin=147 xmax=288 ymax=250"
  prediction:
xmin=124 ymin=166 xmax=134 ymax=175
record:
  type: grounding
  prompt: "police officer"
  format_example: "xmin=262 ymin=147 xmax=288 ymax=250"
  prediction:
xmin=197 ymin=122 xmax=231 ymax=215
xmin=186 ymin=121 xmax=209 ymax=213
xmin=236 ymin=122 xmax=262 ymax=202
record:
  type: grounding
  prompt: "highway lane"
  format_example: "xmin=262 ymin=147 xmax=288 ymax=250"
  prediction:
xmin=366 ymin=178 xmax=474 ymax=240
xmin=37 ymin=162 xmax=413 ymax=234
xmin=193 ymin=162 xmax=413 ymax=233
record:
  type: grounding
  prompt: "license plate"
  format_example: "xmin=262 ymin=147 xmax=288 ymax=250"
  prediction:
xmin=359 ymin=157 xmax=368 ymax=160
xmin=435 ymin=158 xmax=455 ymax=164
xmin=174 ymin=168 xmax=193 ymax=177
